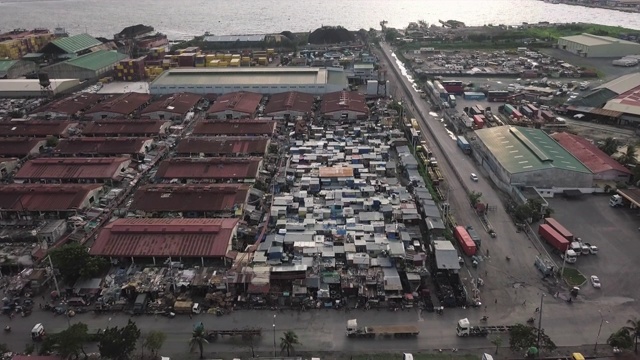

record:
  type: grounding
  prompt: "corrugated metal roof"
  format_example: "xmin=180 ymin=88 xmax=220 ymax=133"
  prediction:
xmin=89 ymin=218 xmax=239 ymax=258
xmin=155 ymin=157 xmax=261 ymax=180
xmin=192 ymin=119 xmax=276 ymax=136
xmin=85 ymin=92 xmax=151 ymax=115
xmin=596 ymin=73 xmax=640 ymax=94
xmin=551 ymin=132 xmax=631 ymax=175
xmin=264 ymin=91 xmax=315 ymax=115
xmin=0 ymin=184 xmax=102 ymax=212
xmin=31 ymin=93 xmax=103 ymax=116
xmin=207 ymin=91 xmax=262 ymax=116
xmin=141 ymin=93 xmax=202 ymax=116
xmin=0 ymin=60 xmax=18 ymax=72
xmin=204 ymin=35 xmax=265 ymax=42
xmin=320 ymin=91 xmax=368 ymax=115
xmin=82 ymin=120 xmax=170 ymax=136
xmin=0 ymin=138 xmax=45 ymax=156
xmin=64 ymin=50 xmax=127 ymax=71
xmin=53 ymin=137 xmax=150 ymax=155
xmin=175 ymin=137 xmax=269 ymax=156
xmin=50 ymin=33 xmax=102 ymax=54
xmin=0 ymin=121 xmax=76 ymax=137
xmin=130 ymin=184 xmax=250 ymax=212
xmin=15 ymin=157 xmax=131 ymax=180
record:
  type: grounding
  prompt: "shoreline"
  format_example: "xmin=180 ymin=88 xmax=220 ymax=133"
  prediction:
xmin=540 ymin=0 xmax=640 ymax=14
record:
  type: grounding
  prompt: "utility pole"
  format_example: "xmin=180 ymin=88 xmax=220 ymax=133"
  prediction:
xmin=594 ymin=310 xmax=608 ymax=353
xmin=536 ymin=293 xmax=545 ymax=353
xmin=48 ymin=255 xmax=70 ymax=328
xmin=272 ymin=314 xmax=277 ymax=357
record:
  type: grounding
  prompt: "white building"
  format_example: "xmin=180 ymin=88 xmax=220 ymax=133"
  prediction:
xmin=557 ymin=33 xmax=640 ymax=58
xmin=149 ymin=67 xmax=348 ymax=95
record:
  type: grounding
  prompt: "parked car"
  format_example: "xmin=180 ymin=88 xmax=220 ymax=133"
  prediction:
xmin=470 ymin=173 xmax=479 ymax=182
xmin=590 ymin=275 xmax=601 ymax=288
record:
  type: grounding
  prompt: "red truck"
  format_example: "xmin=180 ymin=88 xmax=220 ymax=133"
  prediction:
xmin=454 ymin=226 xmax=477 ymax=256
xmin=538 ymin=224 xmax=577 ymax=263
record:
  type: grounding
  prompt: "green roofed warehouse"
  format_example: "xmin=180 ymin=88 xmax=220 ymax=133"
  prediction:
xmin=472 ymin=126 xmax=593 ymax=189
xmin=43 ymin=50 xmax=128 ymax=80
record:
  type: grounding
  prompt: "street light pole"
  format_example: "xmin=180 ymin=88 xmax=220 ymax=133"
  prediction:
xmin=536 ymin=293 xmax=545 ymax=352
xmin=594 ymin=310 xmax=607 ymax=353
xmin=273 ymin=314 xmax=277 ymax=357
xmin=48 ymin=255 xmax=70 ymax=328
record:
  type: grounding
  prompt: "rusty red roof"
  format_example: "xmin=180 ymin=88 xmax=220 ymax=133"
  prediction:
xmin=0 ymin=138 xmax=45 ymax=156
xmin=0 ymin=121 xmax=77 ymax=137
xmin=54 ymin=137 xmax=151 ymax=155
xmin=90 ymin=218 xmax=239 ymax=258
xmin=551 ymin=132 xmax=631 ymax=175
xmin=264 ymin=91 xmax=315 ymax=115
xmin=155 ymin=157 xmax=262 ymax=180
xmin=15 ymin=157 xmax=131 ymax=180
xmin=192 ymin=119 xmax=276 ymax=136
xmin=130 ymin=184 xmax=250 ymax=212
xmin=320 ymin=91 xmax=368 ymax=115
xmin=85 ymin=92 xmax=152 ymax=116
xmin=30 ymin=93 xmax=103 ymax=117
xmin=207 ymin=91 xmax=263 ymax=116
xmin=141 ymin=93 xmax=202 ymax=116
xmin=175 ymin=136 xmax=269 ymax=156
xmin=82 ymin=120 xmax=170 ymax=136
xmin=0 ymin=184 xmax=102 ymax=211
xmin=12 ymin=356 xmax=62 ymax=360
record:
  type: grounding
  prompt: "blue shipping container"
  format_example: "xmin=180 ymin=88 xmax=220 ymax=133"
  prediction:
xmin=463 ymin=92 xmax=486 ymax=100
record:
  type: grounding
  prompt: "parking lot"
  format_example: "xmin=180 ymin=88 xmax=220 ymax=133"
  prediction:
xmin=547 ymin=194 xmax=640 ymax=303
xmin=539 ymin=48 xmax=640 ymax=82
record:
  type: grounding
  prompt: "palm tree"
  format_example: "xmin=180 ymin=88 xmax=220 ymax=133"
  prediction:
xmin=280 ymin=330 xmax=300 ymax=356
xmin=490 ymin=335 xmax=503 ymax=354
xmin=600 ymin=137 xmax=620 ymax=156
xmin=625 ymin=317 xmax=640 ymax=354
xmin=619 ymin=145 xmax=638 ymax=165
xmin=189 ymin=326 xmax=209 ymax=359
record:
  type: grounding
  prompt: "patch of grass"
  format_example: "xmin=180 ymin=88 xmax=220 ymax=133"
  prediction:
xmin=523 ymin=23 xmax=638 ymax=40
xmin=562 ymin=267 xmax=587 ymax=286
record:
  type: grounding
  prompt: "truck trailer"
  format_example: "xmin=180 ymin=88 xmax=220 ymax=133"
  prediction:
xmin=538 ymin=224 xmax=577 ymax=263
xmin=346 ymin=319 xmax=419 ymax=338
xmin=456 ymin=318 xmax=514 ymax=337
xmin=453 ymin=226 xmax=477 ymax=256
xmin=465 ymin=226 xmax=482 ymax=247
xmin=457 ymin=136 xmax=471 ymax=154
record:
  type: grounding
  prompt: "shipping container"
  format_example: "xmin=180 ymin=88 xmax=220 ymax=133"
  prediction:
xmin=511 ymin=109 xmax=523 ymax=119
xmin=441 ymin=80 xmax=464 ymax=94
xmin=466 ymin=226 xmax=482 ymax=247
xmin=487 ymin=90 xmax=509 ymax=102
xmin=526 ymin=104 xmax=539 ymax=117
xmin=457 ymin=136 xmax=471 ymax=154
xmin=178 ymin=53 xmax=196 ymax=67
xmin=454 ymin=226 xmax=477 ymax=256
xmin=433 ymin=81 xmax=448 ymax=99
xmin=543 ymin=218 xmax=574 ymax=241
xmin=541 ymin=110 xmax=555 ymax=121
xmin=472 ymin=115 xmax=485 ymax=129
xmin=503 ymin=104 xmax=516 ymax=115
xmin=538 ymin=224 xmax=570 ymax=253
xmin=209 ymin=60 xmax=220 ymax=67
xmin=463 ymin=92 xmax=486 ymax=100
xmin=520 ymin=106 xmax=533 ymax=117
xmin=229 ymin=59 xmax=240 ymax=67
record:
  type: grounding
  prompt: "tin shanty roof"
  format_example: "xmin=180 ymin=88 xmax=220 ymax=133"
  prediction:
xmin=0 ymin=138 xmax=45 ymax=157
xmin=141 ymin=93 xmax=202 ymax=116
xmin=192 ymin=119 xmax=276 ymax=136
xmin=320 ymin=91 xmax=368 ymax=115
xmin=0 ymin=184 xmax=102 ymax=211
xmin=319 ymin=166 xmax=355 ymax=178
xmin=89 ymin=218 xmax=239 ymax=258
xmin=130 ymin=184 xmax=250 ymax=212
xmin=0 ymin=121 xmax=77 ymax=138
xmin=15 ymin=157 xmax=130 ymax=181
xmin=30 ymin=93 xmax=103 ymax=117
xmin=155 ymin=157 xmax=262 ymax=180
xmin=175 ymin=137 xmax=269 ymax=156
xmin=264 ymin=91 xmax=315 ymax=115
xmin=85 ymin=92 xmax=152 ymax=116
xmin=207 ymin=91 xmax=262 ymax=116
xmin=82 ymin=120 xmax=170 ymax=137
xmin=53 ymin=137 xmax=151 ymax=156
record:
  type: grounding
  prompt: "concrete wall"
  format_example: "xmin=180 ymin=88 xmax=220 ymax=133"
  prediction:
xmin=594 ymin=169 xmax=632 ymax=182
xmin=207 ymin=110 xmax=254 ymax=119
xmin=510 ymin=167 xmax=593 ymax=188
xmin=150 ymin=83 xmax=345 ymax=96
xmin=44 ymin=63 xmax=97 ymax=80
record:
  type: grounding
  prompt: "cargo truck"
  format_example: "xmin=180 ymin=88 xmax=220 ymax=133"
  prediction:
xmin=465 ymin=226 xmax=482 ymax=247
xmin=457 ymin=136 xmax=471 ymax=154
xmin=538 ymin=224 xmax=577 ymax=263
xmin=543 ymin=218 xmax=573 ymax=241
xmin=456 ymin=318 xmax=514 ymax=337
xmin=448 ymin=94 xmax=456 ymax=107
xmin=472 ymin=115 xmax=485 ymax=129
xmin=453 ymin=226 xmax=477 ymax=256
xmin=346 ymin=319 xmax=419 ymax=338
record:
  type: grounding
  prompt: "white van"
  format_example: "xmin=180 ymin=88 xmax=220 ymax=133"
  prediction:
xmin=192 ymin=303 xmax=201 ymax=314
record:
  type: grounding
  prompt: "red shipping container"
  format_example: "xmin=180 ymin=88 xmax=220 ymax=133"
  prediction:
xmin=472 ymin=115 xmax=485 ymax=129
xmin=454 ymin=226 xmax=477 ymax=256
xmin=543 ymin=218 xmax=574 ymax=241
xmin=511 ymin=110 xmax=522 ymax=119
xmin=538 ymin=224 xmax=570 ymax=253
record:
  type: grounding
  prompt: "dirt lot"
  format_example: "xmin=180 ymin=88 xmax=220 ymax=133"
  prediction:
xmin=539 ymin=48 xmax=640 ymax=82
xmin=546 ymin=194 xmax=640 ymax=304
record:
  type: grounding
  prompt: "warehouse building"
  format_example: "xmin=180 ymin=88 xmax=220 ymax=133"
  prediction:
xmin=155 ymin=157 xmax=263 ymax=183
xmin=567 ymin=73 xmax=640 ymax=124
xmin=175 ymin=137 xmax=270 ymax=157
xmin=130 ymin=184 xmax=250 ymax=217
xmin=30 ymin=93 xmax=104 ymax=119
xmin=206 ymin=91 xmax=263 ymax=119
xmin=84 ymin=92 xmax=152 ymax=120
xmin=557 ymin=33 xmax=640 ymax=58
xmin=0 ymin=79 xmax=80 ymax=98
xmin=192 ymin=119 xmax=277 ymax=137
xmin=0 ymin=138 xmax=46 ymax=158
xmin=140 ymin=93 xmax=203 ymax=120
xmin=81 ymin=120 xmax=171 ymax=137
xmin=0 ymin=121 xmax=78 ymax=138
xmin=473 ymin=126 xmax=593 ymax=189
xmin=89 ymin=218 xmax=239 ymax=264
xmin=149 ymin=67 xmax=348 ymax=95
xmin=43 ymin=50 xmax=128 ymax=80
xmin=603 ymin=84 xmax=640 ymax=119
xmin=264 ymin=91 xmax=315 ymax=119
xmin=53 ymin=137 xmax=153 ymax=158
xmin=40 ymin=33 xmax=103 ymax=59
xmin=320 ymin=91 xmax=369 ymax=120
xmin=0 ymin=60 xmax=37 ymax=79
xmin=14 ymin=157 xmax=131 ymax=184
xmin=0 ymin=184 xmax=102 ymax=218
xmin=551 ymin=132 xmax=632 ymax=182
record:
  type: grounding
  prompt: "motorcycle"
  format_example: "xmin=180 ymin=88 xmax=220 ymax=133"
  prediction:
xmin=480 ymin=316 xmax=488 ymax=322
xmin=527 ymin=317 xmax=535 ymax=324
xmin=4 ymin=326 xmax=10 ymax=333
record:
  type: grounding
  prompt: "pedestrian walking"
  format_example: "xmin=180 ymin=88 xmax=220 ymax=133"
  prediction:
xmin=522 ymin=300 xmax=527 ymax=306
xmin=494 ymin=299 xmax=497 ymax=304
xmin=535 ymin=307 xmax=540 ymax=313
xmin=189 ymin=313 xmax=193 ymax=319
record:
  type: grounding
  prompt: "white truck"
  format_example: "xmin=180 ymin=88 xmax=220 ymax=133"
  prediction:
xmin=609 ymin=194 xmax=625 ymax=207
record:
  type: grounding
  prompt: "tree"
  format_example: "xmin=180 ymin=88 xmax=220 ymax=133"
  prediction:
xmin=56 ymin=322 xmax=90 ymax=359
xmin=24 ymin=343 xmax=35 ymax=355
xmin=490 ymin=335 xmax=503 ymax=354
xmin=618 ymin=145 xmax=637 ymax=166
xmin=189 ymin=324 xmax=209 ymax=359
xmin=599 ymin=137 xmax=619 ymax=156
xmin=46 ymin=135 xmax=59 ymax=147
xmin=99 ymin=320 xmax=141 ymax=360
xmin=509 ymin=324 xmax=556 ymax=351
xmin=608 ymin=328 xmax=634 ymax=349
xmin=50 ymin=243 xmax=108 ymax=283
xmin=143 ymin=330 xmax=167 ymax=359
xmin=280 ymin=330 xmax=300 ymax=356
xmin=469 ymin=191 xmax=483 ymax=207
xmin=624 ymin=317 xmax=640 ymax=353
xmin=0 ymin=343 xmax=9 ymax=353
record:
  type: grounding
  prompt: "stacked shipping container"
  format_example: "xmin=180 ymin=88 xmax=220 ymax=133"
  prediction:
xmin=115 ymin=56 xmax=146 ymax=81
xmin=0 ymin=30 xmax=54 ymax=59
